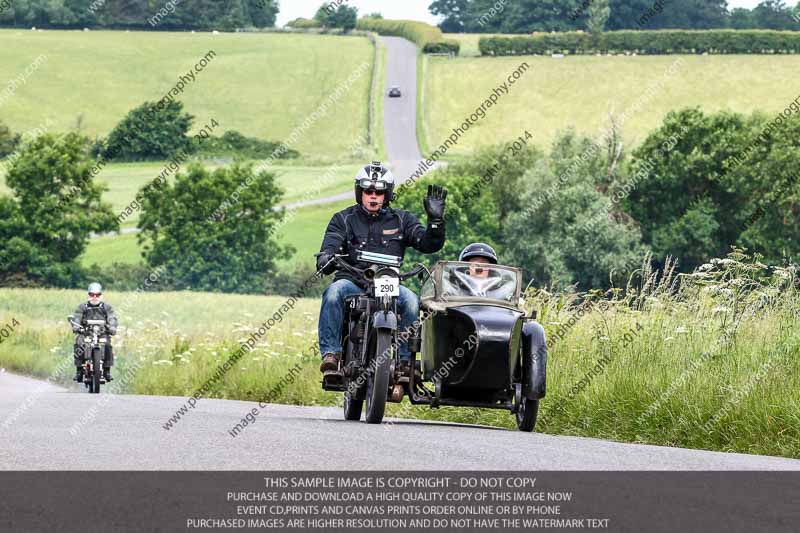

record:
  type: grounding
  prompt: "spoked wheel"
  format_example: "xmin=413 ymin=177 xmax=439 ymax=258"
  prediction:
xmin=91 ymin=349 xmax=102 ymax=394
xmin=343 ymin=381 xmax=364 ymax=421
xmin=515 ymin=392 xmax=539 ymax=432
xmin=365 ymin=329 xmax=392 ymax=424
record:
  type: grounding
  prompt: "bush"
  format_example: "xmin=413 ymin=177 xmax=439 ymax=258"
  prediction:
xmin=0 ymin=133 xmax=117 ymax=287
xmin=266 ymin=262 xmax=325 ymax=297
xmin=192 ymin=130 xmax=300 ymax=160
xmin=91 ymin=262 xmax=173 ymax=292
xmin=479 ymin=30 xmax=800 ymax=56
xmin=287 ymin=17 xmax=322 ymax=28
xmin=356 ymin=17 xmax=460 ymax=55
xmin=138 ymin=162 xmax=291 ymax=294
xmin=103 ymin=100 xmax=194 ymax=161
xmin=0 ymin=120 xmax=21 ymax=158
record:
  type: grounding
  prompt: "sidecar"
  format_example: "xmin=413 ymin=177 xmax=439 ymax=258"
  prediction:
xmin=407 ymin=261 xmax=546 ymax=431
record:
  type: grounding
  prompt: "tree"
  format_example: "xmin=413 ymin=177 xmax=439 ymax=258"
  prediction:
xmin=429 ymin=0 xmax=469 ymax=32
xmin=103 ymin=100 xmax=194 ymax=161
xmin=441 ymin=140 xmax=542 ymax=233
xmin=504 ymin=131 xmax=647 ymax=289
xmin=0 ymin=134 xmax=118 ymax=287
xmin=314 ymin=3 xmax=334 ymax=26
xmin=753 ymin=0 xmax=796 ymax=29
xmin=393 ymin=171 xmax=502 ymax=271
xmin=476 ymin=0 xmax=584 ymax=32
xmin=0 ymin=121 xmax=20 ymax=158
xmin=314 ymin=3 xmax=357 ymax=30
xmin=622 ymin=108 xmax=759 ymax=271
xmin=137 ymin=163 xmax=291 ymax=293
xmin=331 ymin=4 xmax=357 ymax=31
xmin=586 ymin=0 xmax=611 ymax=33
xmin=246 ymin=0 xmax=278 ymax=27
xmin=729 ymin=7 xmax=756 ymax=28
xmin=364 ymin=12 xmax=383 ymax=19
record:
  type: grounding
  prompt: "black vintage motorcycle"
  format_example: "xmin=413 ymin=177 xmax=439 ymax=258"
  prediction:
xmin=320 ymin=255 xmax=547 ymax=431
xmin=68 ymin=317 xmax=108 ymax=394
xmin=320 ymin=251 xmax=425 ymax=424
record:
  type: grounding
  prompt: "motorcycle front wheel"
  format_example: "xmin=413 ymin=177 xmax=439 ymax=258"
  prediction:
xmin=91 ymin=348 xmax=102 ymax=394
xmin=343 ymin=382 xmax=364 ymax=421
xmin=364 ymin=329 xmax=392 ymax=424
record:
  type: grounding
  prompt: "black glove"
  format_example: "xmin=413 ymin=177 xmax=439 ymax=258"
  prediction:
xmin=423 ymin=184 xmax=447 ymax=224
xmin=316 ymin=252 xmax=336 ymax=275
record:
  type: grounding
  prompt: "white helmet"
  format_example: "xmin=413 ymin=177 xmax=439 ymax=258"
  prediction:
xmin=87 ymin=282 xmax=103 ymax=294
xmin=354 ymin=161 xmax=395 ymax=204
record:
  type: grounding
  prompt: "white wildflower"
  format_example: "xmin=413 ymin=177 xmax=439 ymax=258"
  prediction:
xmin=675 ymin=326 xmax=688 ymax=334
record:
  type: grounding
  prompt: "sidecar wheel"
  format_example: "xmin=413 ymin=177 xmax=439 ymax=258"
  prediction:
xmin=516 ymin=396 xmax=539 ymax=432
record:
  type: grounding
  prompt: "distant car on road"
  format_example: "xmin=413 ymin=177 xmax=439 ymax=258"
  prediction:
xmin=388 ymin=86 xmax=402 ymax=98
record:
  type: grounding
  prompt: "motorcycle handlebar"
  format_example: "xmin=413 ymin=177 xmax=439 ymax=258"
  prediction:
xmin=323 ymin=254 xmax=425 ymax=282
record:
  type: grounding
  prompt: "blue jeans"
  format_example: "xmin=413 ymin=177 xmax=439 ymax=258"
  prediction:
xmin=318 ymin=279 xmax=419 ymax=361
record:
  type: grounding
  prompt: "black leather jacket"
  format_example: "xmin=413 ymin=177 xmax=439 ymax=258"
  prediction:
xmin=319 ymin=204 xmax=445 ymax=286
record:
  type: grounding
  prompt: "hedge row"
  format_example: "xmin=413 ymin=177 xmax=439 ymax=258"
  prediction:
xmin=286 ymin=18 xmax=321 ymax=29
xmin=480 ymin=30 xmax=800 ymax=56
xmin=356 ymin=18 xmax=460 ymax=55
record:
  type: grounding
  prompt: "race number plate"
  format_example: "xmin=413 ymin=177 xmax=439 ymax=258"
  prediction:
xmin=374 ymin=277 xmax=400 ymax=297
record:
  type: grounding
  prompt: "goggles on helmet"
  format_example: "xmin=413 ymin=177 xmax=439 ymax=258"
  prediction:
xmin=357 ymin=178 xmax=389 ymax=191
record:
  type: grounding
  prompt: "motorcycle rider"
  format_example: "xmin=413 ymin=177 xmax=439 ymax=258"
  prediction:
xmin=71 ymin=282 xmax=118 ymax=382
xmin=316 ymin=161 xmax=447 ymax=374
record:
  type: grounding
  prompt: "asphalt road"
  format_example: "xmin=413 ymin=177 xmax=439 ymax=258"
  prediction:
xmin=2 ymin=371 xmax=799 ymax=471
xmin=280 ymin=36 xmax=431 ymax=211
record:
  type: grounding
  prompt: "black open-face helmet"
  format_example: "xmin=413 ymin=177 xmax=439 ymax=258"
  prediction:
xmin=459 ymin=242 xmax=498 ymax=264
xmin=354 ymin=161 xmax=395 ymax=206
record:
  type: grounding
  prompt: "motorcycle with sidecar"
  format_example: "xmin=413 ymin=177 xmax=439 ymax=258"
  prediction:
xmin=320 ymin=254 xmax=547 ymax=431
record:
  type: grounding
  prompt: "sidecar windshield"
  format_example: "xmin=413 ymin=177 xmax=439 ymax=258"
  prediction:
xmin=432 ymin=262 xmax=520 ymax=304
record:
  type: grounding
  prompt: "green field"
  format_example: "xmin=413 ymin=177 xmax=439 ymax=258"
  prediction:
xmin=1 ymin=161 xmax=358 ymax=229
xmin=422 ymin=54 xmax=800 ymax=155
xmin=80 ymin=199 xmax=353 ymax=268
xmin=277 ymin=200 xmax=351 ymax=267
xmin=0 ymin=30 xmax=374 ymax=158
xmin=81 ymin=232 xmax=143 ymax=267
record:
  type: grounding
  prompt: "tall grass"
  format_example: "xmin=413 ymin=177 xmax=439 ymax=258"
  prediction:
xmin=1 ymin=251 xmax=798 ymax=457
xmin=386 ymin=250 xmax=800 ymax=458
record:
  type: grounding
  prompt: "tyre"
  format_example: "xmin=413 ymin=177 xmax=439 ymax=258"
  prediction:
xmin=91 ymin=348 xmax=102 ymax=394
xmin=343 ymin=383 xmax=364 ymax=421
xmin=516 ymin=396 xmax=539 ymax=432
xmin=364 ymin=329 xmax=392 ymax=424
